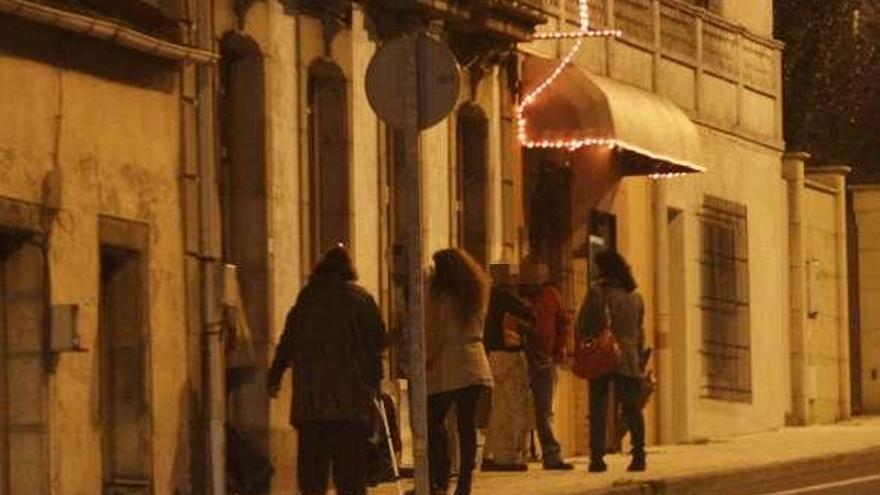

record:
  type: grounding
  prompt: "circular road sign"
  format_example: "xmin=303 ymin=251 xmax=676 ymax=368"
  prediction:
xmin=366 ymin=33 xmax=461 ymax=130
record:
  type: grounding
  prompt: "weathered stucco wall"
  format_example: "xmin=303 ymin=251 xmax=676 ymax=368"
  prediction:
xmin=0 ymin=21 xmax=186 ymax=495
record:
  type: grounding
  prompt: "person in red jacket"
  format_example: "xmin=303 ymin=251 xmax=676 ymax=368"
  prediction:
xmin=519 ymin=259 xmax=574 ymax=470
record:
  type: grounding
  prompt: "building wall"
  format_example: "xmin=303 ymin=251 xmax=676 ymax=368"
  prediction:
xmin=0 ymin=19 xmax=187 ymax=495
xmin=853 ymin=186 xmax=880 ymax=412
xmin=524 ymin=0 xmax=789 ymax=444
xmin=665 ymin=129 xmax=789 ymax=440
xmin=217 ymin=3 xmax=516 ymax=492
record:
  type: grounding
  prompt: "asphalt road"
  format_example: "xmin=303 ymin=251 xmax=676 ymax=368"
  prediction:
xmin=759 ymin=474 xmax=880 ymax=495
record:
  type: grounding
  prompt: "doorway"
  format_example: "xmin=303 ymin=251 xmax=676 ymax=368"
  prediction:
xmin=0 ymin=230 xmax=48 ymax=495
xmin=100 ymin=243 xmax=151 ymax=493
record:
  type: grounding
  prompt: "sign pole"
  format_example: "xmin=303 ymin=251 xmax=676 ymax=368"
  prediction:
xmin=404 ymin=32 xmax=430 ymax=495
xmin=366 ymin=27 xmax=459 ymax=494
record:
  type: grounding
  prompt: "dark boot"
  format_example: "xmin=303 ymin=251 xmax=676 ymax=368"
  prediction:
xmin=588 ymin=457 xmax=607 ymax=473
xmin=627 ymin=450 xmax=646 ymax=472
xmin=453 ymin=471 xmax=472 ymax=495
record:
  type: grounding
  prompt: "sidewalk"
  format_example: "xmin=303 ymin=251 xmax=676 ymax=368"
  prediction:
xmin=371 ymin=416 xmax=880 ymax=495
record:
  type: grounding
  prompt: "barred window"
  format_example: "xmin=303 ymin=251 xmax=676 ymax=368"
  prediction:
xmin=699 ymin=195 xmax=751 ymax=402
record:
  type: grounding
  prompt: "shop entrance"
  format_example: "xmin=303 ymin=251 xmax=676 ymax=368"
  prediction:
xmin=0 ymin=230 xmax=48 ymax=495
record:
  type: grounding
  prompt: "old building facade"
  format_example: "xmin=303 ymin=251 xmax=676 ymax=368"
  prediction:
xmin=0 ymin=1 xmax=218 ymax=494
xmin=0 ymin=0 xmax=862 ymax=494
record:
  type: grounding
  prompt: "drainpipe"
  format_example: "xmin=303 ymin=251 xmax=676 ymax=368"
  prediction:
xmin=783 ymin=152 xmax=809 ymax=425
xmin=654 ymin=180 xmax=674 ymax=444
xmin=194 ymin=0 xmax=226 ymax=492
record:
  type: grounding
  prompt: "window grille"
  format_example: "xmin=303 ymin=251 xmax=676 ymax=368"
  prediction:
xmin=699 ymin=195 xmax=751 ymax=402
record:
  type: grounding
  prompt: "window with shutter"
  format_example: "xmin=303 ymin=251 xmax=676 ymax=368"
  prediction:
xmin=457 ymin=105 xmax=490 ymax=267
xmin=100 ymin=224 xmax=151 ymax=491
xmin=308 ymin=60 xmax=351 ymax=261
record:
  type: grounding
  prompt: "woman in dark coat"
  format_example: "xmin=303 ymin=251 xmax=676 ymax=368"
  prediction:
xmin=575 ymin=250 xmax=647 ymax=473
xmin=267 ymin=246 xmax=386 ymax=495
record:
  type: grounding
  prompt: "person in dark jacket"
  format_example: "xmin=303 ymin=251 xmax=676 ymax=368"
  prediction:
xmin=575 ymin=250 xmax=647 ymax=473
xmin=267 ymin=246 xmax=386 ymax=495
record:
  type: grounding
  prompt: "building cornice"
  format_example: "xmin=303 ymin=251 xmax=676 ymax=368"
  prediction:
xmin=0 ymin=0 xmax=218 ymax=64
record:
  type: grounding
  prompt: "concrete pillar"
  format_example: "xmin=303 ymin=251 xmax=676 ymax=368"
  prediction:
xmin=654 ymin=180 xmax=674 ymax=443
xmin=807 ymin=166 xmax=852 ymax=420
xmin=782 ymin=151 xmax=809 ymax=425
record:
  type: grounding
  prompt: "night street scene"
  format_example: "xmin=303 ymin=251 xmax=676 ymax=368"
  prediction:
xmin=3 ymin=0 xmax=880 ymax=494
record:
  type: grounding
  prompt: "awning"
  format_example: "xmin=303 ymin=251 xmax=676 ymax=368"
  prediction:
xmin=520 ymin=55 xmax=704 ymax=176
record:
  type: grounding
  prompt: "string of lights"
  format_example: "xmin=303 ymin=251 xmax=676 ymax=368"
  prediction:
xmin=517 ymin=0 xmax=620 ymax=152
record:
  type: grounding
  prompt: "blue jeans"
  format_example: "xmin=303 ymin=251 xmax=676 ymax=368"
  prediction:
xmin=529 ymin=365 xmax=563 ymax=464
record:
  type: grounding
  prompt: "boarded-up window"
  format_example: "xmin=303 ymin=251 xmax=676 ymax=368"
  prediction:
xmin=100 ymin=224 xmax=151 ymax=492
xmin=457 ymin=105 xmax=489 ymax=267
xmin=308 ymin=60 xmax=350 ymax=261
xmin=700 ymin=196 xmax=751 ymax=402
xmin=0 ymin=232 xmax=48 ymax=495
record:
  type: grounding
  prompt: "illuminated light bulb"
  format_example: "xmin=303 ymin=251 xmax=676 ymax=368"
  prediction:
xmin=518 ymin=0 xmax=621 ymax=153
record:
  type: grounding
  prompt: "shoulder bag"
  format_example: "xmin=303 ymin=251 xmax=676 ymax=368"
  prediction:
xmin=572 ymin=290 xmax=621 ymax=380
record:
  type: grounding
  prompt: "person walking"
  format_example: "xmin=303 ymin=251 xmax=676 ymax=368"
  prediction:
xmin=424 ymin=248 xmax=494 ymax=495
xmin=519 ymin=260 xmax=574 ymax=471
xmin=267 ymin=246 xmax=386 ymax=495
xmin=575 ymin=250 xmax=647 ymax=473
xmin=481 ymin=263 xmax=536 ymax=472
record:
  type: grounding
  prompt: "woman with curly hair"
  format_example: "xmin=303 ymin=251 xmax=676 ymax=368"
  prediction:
xmin=424 ymin=248 xmax=493 ymax=495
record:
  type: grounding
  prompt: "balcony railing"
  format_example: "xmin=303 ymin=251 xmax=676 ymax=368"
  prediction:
xmin=526 ymin=0 xmax=784 ymax=146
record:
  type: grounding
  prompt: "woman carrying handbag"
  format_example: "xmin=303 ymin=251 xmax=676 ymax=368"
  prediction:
xmin=574 ymin=250 xmax=647 ymax=473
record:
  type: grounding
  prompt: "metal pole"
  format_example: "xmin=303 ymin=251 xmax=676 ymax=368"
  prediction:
xmin=403 ymin=32 xmax=430 ymax=495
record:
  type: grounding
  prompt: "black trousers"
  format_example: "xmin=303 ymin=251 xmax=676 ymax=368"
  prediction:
xmin=427 ymin=385 xmax=486 ymax=490
xmin=588 ymin=374 xmax=645 ymax=458
xmin=297 ymin=421 xmax=369 ymax=495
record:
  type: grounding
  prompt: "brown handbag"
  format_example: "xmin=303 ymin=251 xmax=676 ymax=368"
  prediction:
xmin=572 ymin=293 xmax=622 ymax=380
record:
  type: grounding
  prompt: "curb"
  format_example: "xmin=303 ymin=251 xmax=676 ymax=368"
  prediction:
xmin=581 ymin=445 xmax=880 ymax=495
